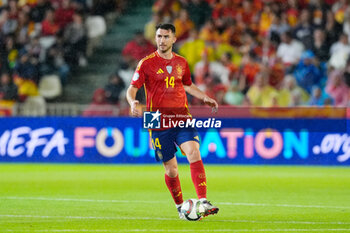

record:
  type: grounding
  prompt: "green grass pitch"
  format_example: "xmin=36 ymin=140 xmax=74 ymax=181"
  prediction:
xmin=0 ymin=164 xmax=350 ymax=233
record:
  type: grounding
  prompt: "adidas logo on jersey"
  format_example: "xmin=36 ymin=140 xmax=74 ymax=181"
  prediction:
xmin=157 ymin=68 xmax=164 ymax=74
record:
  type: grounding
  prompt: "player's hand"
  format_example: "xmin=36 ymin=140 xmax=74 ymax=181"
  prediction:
xmin=203 ymin=96 xmax=218 ymax=113
xmin=131 ymin=100 xmax=141 ymax=117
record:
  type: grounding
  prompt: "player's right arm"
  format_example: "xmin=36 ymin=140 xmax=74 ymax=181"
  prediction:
xmin=126 ymin=85 xmax=141 ymax=117
xmin=126 ymin=58 xmax=147 ymax=117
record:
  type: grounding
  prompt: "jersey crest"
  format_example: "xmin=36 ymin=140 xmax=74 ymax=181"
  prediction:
xmin=166 ymin=66 xmax=172 ymax=74
xmin=176 ymin=64 xmax=183 ymax=77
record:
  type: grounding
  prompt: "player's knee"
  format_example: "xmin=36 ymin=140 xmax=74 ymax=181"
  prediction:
xmin=165 ymin=164 xmax=178 ymax=178
xmin=187 ymin=148 xmax=201 ymax=162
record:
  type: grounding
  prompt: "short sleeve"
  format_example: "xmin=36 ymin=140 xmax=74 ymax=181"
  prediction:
xmin=182 ymin=61 xmax=192 ymax=86
xmin=130 ymin=60 xmax=146 ymax=88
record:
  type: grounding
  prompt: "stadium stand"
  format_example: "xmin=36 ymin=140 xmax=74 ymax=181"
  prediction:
xmin=0 ymin=0 xmax=129 ymax=115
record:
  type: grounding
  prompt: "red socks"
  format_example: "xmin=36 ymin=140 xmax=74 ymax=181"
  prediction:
xmin=165 ymin=174 xmax=183 ymax=205
xmin=165 ymin=160 xmax=207 ymax=205
xmin=190 ymin=160 xmax=207 ymax=199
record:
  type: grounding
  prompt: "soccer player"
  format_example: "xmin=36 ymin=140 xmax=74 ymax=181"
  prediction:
xmin=126 ymin=23 xmax=219 ymax=219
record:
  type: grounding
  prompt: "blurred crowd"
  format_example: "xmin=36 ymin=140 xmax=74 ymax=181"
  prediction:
xmin=3 ymin=0 xmax=350 ymax=117
xmin=117 ymin=0 xmax=350 ymax=108
xmin=0 ymin=0 xmax=125 ymax=105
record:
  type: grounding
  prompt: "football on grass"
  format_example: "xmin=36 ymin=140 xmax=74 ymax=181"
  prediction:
xmin=181 ymin=199 xmax=205 ymax=221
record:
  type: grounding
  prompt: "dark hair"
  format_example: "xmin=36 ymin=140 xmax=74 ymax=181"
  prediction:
xmin=156 ymin=23 xmax=176 ymax=34
xmin=284 ymin=30 xmax=293 ymax=39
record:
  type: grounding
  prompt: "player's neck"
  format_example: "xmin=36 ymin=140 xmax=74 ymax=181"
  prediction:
xmin=157 ymin=50 xmax=173 ymax=60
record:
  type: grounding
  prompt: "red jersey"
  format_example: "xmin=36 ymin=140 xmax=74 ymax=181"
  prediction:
xmin=131 ymin=51 xmax=192 ymax=116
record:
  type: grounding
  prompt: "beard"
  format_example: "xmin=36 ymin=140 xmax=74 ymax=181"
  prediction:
xmin=158 ymin=44 xmax=172 ymax=53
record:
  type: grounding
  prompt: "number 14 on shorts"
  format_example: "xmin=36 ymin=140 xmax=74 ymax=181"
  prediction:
xmin=152 ymin=138 xmax=162 ymax=149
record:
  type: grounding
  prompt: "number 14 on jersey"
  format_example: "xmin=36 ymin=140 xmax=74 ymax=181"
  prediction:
xmin=165 ymin=76 xmax=175 ymax=88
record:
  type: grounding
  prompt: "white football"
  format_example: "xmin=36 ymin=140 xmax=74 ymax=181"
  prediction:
xmin=181 ymin=199 xmax=205 ymax=221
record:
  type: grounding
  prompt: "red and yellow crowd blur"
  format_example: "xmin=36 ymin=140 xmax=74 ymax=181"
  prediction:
xmin=133 ymin=0 xmax=350 ymax=110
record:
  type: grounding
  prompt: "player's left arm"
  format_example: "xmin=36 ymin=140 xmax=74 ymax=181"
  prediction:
xmin=184 ymin=83 xmax=218 ymax=112
xmin=182 ymin=60 xmax=218 ymax=112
